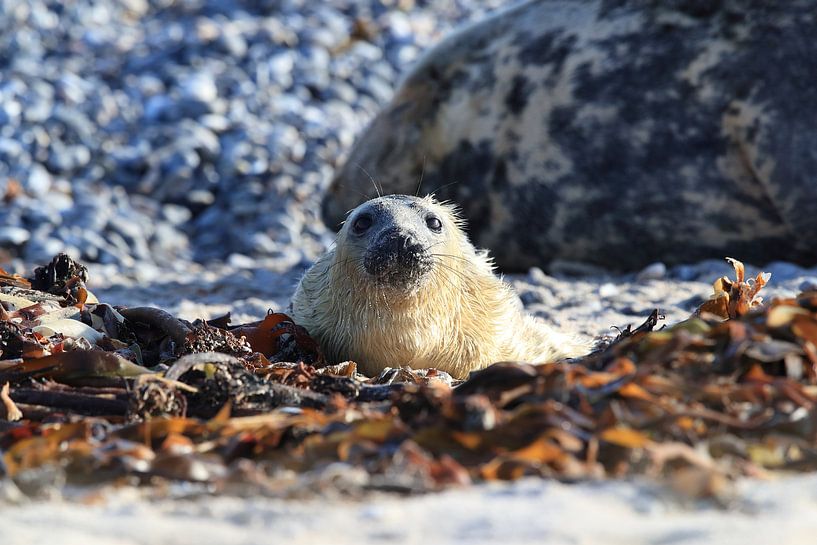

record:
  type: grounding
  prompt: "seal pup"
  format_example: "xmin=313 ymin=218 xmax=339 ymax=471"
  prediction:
xmin=322 ymin=0 xmax=817 ymax=271
xmin=290 ymin=194 xmax=588 ymax=379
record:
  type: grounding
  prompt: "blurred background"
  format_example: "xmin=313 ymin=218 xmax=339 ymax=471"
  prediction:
xmin=0 ymin=0 xmax=506 ymax=280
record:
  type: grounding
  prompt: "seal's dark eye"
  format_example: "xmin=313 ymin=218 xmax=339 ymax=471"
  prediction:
xmin=352 ymin=214 xmax=373 ymax=234
xmin=426 ymin=215 xmax=442 ymax=232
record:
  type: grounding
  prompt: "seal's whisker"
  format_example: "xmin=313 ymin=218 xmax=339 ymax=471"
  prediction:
xmin=426 ymin=241 xmax=468 ymax=261
xmin=335 ymin=183 xmax=371 ymax=203
xmin=440 ymin=267 xmax=467 ymax=288
xmin=429 ymin=180 xmax=459 ymax=198
xmin=430 ymin=253 xmax=475 ymax=268
xmin=430 ymin=265 xmax=463 ymax=292
xmin=354 ymin=163 xmax=382 ymax=197
xmin=414 ymin=155 xmax=428 ymax=197
xmin=324 ymin=257 xmax=353 ymax=272
xmin=430 ymin=252 xmax=472 ymax=262
xmin=426 ymin=242 xmax=476 ymax=263
xmin=426 ymin=241 xmax=446 ymax=251
xmin=437 ymin=263 xmax=474 ymax=287
xmin=431 ymin=259 xmax=471 ymax=285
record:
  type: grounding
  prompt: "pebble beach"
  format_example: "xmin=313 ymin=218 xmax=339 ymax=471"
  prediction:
xmin=0 ymin=0 xmax=505 ymax=277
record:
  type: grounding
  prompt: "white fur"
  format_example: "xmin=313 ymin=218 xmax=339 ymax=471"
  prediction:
xmin=290 ymin=196 xmax=588 ymax=379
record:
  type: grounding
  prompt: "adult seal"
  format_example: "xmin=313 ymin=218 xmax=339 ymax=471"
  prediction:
xmin=290 ymin=195 xmax=587 ymax=379
xmin=322 ymin=0 xmax=817 ymax=271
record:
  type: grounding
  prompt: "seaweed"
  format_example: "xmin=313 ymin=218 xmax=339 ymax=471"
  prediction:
xmin=1 ymin=255 xmax=813 ymax=500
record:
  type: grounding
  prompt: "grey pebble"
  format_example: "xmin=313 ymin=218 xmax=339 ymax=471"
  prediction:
xmin=798 ymin=278 xmax=817 ymax=292
xmin=599 ymin=283 xmax=619 ymax=298
xmin=144 ymin=95 xmax=175 ymax=122
xmin=0 ymin=0 xmax=508 ymax=277
xmin=180 ymin=72 xmax=219 ymax=104
xmin=227 ymin=253 xmax=257 ymax=269
xmin=161 ymin=204 xmax=192 ymax=226
xmin=24 ymin=237 xmax=67 ymax=263
xmin=636 ymin=262 xmax=667 ymax=282
xmin=25 ymin=164 xmax=52 ymax=196
xmin=0 ymin=227 xmax=30 ymax=246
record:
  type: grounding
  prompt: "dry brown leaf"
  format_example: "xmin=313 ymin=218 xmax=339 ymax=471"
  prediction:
xmin=1 ymin=382 xmax=22 ymax=421
xmin=0 ymin=267 xmax=31 ymax=289
xmin=792 ymin=316 xmax=817 ymax=346
xmin=668 ymin=465 xmax=733 ymax=502
xmin=13 ymin=351 xmax=152 ymax=381
xmin=5 ymin=252 xmax=817 ymax=494
xmin=696 ymin=257 xmax=771 ymax=320
xmin=511 ymin=436 xmax=565 ymax=463
xmin=600 ymin=427 xmax=651 ymax=448
xmin=617 ymin=382 xmax=656 ymax=402
xmin=231 ymin=312 xmax=289 ymax=356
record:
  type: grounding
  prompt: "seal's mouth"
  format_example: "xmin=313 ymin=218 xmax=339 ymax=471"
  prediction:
xmin=363 ymin=231 xmax=432 ymax=290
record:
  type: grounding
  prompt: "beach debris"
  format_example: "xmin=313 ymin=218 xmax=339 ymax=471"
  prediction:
xmin=1 ymin=383 xmax=22 ymax=421
xmin=29 ymin=253 xmax=96 ymax=306
xmin=230 ymin=311 xmax=324 ymax=365
xmin=0 ymin=255 xmax=810 ymax=499
xmin=697 ymin=257 xmax=771 ymax=319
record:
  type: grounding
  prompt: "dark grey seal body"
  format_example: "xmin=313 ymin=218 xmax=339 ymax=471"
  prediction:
xmin=323 ymin=0 xmax=817 ymax=271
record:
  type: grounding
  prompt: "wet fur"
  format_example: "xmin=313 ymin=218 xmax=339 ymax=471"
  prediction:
xmin=290 ymin=195 xmax=588 ymax=379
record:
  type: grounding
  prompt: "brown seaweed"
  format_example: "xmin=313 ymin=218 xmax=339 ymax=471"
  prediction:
xmin=2 ymin=254 xmax=816 ymax=500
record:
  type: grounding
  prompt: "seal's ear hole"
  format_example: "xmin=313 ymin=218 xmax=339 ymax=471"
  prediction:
xmin=425 ymin=215 xmax=443 ymax=233
xmin=352 ymin=214 xmax=373 ymax=234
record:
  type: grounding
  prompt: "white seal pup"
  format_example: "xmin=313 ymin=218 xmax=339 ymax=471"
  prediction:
xmin=291 ymin=194 xmax=588 ymax=379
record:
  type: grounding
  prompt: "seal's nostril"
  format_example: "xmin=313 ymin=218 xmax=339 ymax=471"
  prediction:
xmin=398 ymin=237 xmax=425 ymax=260
xmin=381 ymin=231 xmax=417 ymax=257
xmin=405 ymin=242 xmax=423 ymax=258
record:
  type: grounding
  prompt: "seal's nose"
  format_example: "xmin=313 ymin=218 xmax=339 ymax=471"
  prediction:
xmin=389 ymin=231 xmax=425 ymax=260
xmin=364 ymin=229 xmax=426 ymax=278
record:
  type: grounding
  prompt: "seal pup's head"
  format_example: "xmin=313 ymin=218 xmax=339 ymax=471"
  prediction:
xmin=335 ymin=195 xmax=463 ymax=294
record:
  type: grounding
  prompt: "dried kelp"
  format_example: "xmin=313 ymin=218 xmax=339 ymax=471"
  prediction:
xmin=1 ymin=255 xmax=814 ymax=499
xmin=697 ymin=257 xmax=771 ymax=319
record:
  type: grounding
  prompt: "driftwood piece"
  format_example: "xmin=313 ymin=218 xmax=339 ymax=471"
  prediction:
xmin=9 ymin=388 xmax=128 ymax=416
xmin=119 ymin=306 xmax=192 ymax=351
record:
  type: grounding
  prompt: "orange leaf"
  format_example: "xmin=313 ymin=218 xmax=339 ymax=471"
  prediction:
xmin=600 ymin=427 xmax=651 ymax=448
xmin=352 ymin=418 xmax=397 ymax=442
xmin=698 ymin=295 xmax=729 ymax=320
xmin=793 ymin=316 xmax=817 ymax=346
xmin=451 ymin=431 xmax=482 ymax=450
xmin=577 ymin=372 xmax=621 ymax=389
xmin=618 ymin=382 xmax=655 ymax=402
xmin=511 ymin=436 xmax=564 ymax=463
xmin=743 ymin=364 xmax=773 ymax=384
xmin=726 ymin=257 xmax=745 ymax=283
xmin=160 ymin=433 xmax=195 ymax=454
xmin=675 ymin=416 xmax=696 ymax=430
xmin=479 ymin=458 xmax=531 ymax=481
xmin=231 ymin=313 xmax=289 ymax=355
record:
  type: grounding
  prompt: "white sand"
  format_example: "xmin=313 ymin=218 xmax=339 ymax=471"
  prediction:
xmin=4 ymin=475 xmax=817 ymax=545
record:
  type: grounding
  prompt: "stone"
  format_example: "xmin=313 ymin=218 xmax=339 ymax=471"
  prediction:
xmin=599 ymin=283 xmax=619 ymax=298
xmin=180 ymin=72 xmax=219 ymax=104
xmin=0 ymin=227 xmax=30 ymax=246
xmin=637 ymin=262 xmax=667 ymax=282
